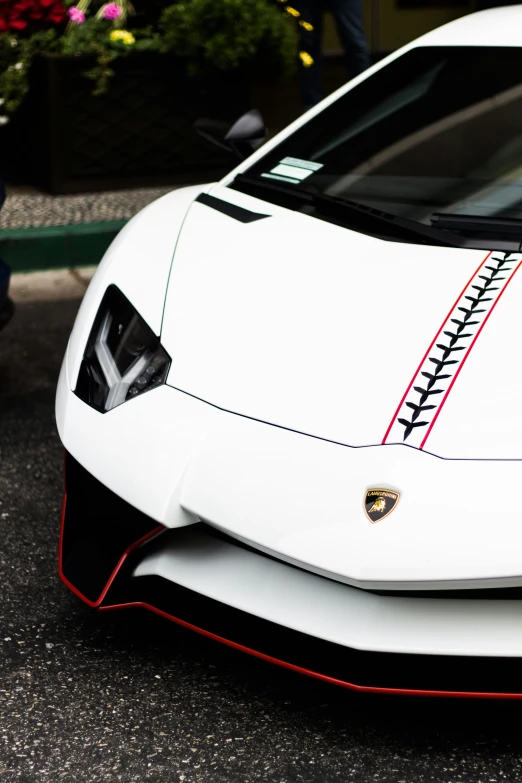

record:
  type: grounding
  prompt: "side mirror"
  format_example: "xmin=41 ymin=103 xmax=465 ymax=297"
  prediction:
xmin=194 ymin=109 xmax=266 ymax=160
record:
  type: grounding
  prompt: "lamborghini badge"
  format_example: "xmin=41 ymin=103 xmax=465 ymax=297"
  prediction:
xmin=364 ymin=488 xmax=400 ymax=524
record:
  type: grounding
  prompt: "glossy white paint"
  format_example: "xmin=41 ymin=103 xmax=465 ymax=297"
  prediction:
xmin=382 ymin=251 xmax=522 ymax=454
xmin=56 ymin=369 xmax=211 ymax=526
xmin=56 ymin=373 xmax=522 ymax=590
xmin=163 ymin=190 xmax=519 ymax=456
xmin=65 ymin=184 xmax=211 ymax=390
xmin=427 ymin=261 xmax=522 ymax=458
xmin=178 ymin=406 xmax=522 ymax=588
xmin=133 ymin=525 xmax=522 ymax=658
xmin=56 ymin=9 xmax=522 ymax=658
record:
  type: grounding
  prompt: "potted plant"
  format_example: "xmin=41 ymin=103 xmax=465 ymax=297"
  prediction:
xmin=0 ymin=0 xmax=299 ymax=192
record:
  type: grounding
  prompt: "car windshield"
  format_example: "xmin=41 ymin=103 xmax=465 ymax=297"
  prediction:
xmin=239 ymin=47 xmax=522 ymax=232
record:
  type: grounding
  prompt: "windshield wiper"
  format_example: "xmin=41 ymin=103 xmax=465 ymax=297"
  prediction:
xmin=431 ymin=212 xmax=522 ymax=236
xmin=234 ymin=174 xmax=460 ymax=246
xmin=313 ymin=192 xmax=466 ymax=248
xmin=233 ymin=173 xmax=314 ymax=207
xmin=232 ymin=175 xmax=522 ymax=250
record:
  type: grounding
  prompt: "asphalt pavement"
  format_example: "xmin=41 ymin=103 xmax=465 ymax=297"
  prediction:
xmin=2 ymin=273 xmax=522 ymax=783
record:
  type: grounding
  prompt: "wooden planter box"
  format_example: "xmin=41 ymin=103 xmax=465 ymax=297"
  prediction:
xmin=1 ymin=54 xmax=250 ymax=193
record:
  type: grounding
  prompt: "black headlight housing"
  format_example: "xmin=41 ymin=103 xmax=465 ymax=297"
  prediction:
xmin=75 ymin=285 xmax=171 ymax=413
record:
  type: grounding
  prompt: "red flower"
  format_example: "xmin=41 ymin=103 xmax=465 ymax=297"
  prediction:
xmin=0 ymin=0 xmax=66 ymax=32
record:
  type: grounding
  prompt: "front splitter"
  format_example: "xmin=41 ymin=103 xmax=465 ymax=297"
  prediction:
xmin=59 ymin=454 xmax=522 ymax=700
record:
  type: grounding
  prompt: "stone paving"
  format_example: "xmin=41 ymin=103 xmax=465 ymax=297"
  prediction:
xmin=0 ymin=186 xmax=175 ymax=230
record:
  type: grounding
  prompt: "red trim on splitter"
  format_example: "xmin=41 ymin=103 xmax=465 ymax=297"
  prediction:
xmin=57 ymin=491 xmax=163 ymax=608
xmin=419 ymin=255 xmax=522 ymax=450
xmin=58 ymin=454 xmax=522 ymax=699
xmin=381 ymin=252 xmax=492 ymax=444
xmin=59 ymin=489 xmax=522 ymax=699
xmin=98 ymin=600 xmax=522 ymax=700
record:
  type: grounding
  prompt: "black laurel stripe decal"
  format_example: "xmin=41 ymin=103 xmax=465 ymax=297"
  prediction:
xmin=385 ymin=251 xmax=522 ymax=447
xmin=196 ymin=193 xmax=270 ymax=223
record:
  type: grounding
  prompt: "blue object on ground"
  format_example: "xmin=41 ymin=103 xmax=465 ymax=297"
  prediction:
xmin=0 ymin=177 xmax=14 ymax=331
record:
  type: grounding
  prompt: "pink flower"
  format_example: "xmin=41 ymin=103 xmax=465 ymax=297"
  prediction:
xmin=67 ymin=6 xmax=85 ymax=22
xmin=102 ymin=3 xmax=121 ymax=20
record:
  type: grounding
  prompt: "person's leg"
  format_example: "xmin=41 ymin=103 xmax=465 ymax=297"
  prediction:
xmin=330 ymin=0 xmax=369 ymax=79
xmin=295 ymin=0 xmax=324 ymax=109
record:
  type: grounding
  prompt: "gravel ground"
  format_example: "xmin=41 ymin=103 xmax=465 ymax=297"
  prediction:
xmin=0 ymin=187 xmax=174 ymax=230
xmin=2 ymin=281 xmax=522 ymax=783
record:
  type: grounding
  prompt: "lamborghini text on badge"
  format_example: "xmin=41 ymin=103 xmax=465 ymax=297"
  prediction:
xmin=364 ymin=489 xmax=400 ymax=524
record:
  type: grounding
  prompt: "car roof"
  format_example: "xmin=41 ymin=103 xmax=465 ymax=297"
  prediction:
xmin=414 ymin=6 xmax=522 ymax=48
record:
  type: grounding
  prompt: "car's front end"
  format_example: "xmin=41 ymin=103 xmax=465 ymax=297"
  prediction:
xmin=57 ymin=7 xmax=522 ymax=697
xmin=57 ymin=410 xmax=522 ymax=698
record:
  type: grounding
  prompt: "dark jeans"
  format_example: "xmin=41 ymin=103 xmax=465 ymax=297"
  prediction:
xmin=296 ymin=0 xmax=369 ymax=109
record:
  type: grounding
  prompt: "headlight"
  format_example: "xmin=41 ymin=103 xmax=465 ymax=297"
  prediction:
xmin=75 ymin=285 xmax=171 ymax=413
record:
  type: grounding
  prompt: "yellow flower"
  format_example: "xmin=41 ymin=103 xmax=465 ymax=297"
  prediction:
xmin=299 ymin=20 xmax=314 ymax=31
xmin=110 ymin=29 xmax=135 ymax=45
xmin=299 ymin=50 xmax=314 ymax=67
xmin=285 ymin=5 xmax=300 ymax=16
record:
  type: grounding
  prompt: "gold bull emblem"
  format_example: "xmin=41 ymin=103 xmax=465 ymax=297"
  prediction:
xmin=368 ymin=497 xmax=386 ymax=514
xmin=364 ymin=488 xmax=400 ymax=523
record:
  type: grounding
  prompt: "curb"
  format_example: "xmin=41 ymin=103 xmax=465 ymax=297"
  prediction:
xmin=0 ymin=220 xmax=125 ymax=273
xmin=10 ymin=267 xmax=95 ymax=303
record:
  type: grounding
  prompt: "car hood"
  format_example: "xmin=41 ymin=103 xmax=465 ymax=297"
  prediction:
xmin=162 ymin=186 xmax=522 ymax=459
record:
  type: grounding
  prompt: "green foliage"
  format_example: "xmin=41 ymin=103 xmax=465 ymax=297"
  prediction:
xmin=0 ymin=0 xmax=297 ymax=122
xmin=0 ymin=22 xmax=136 ymax=117
xmin=159 ymin=0 xmax=297 ymax=81
xmin=58 ymin=18 xmax=155 ymax=95
xmin=0 ymin=31 xmax=57 ymax=119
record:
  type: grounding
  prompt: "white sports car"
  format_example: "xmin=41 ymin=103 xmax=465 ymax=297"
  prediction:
xmin=57 ymin=7 xmax=522 ymax=698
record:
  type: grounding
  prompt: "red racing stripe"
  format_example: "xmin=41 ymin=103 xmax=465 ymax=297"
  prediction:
xmin=420 ymin=255 xmax=522 ymax=449
xmin=382 ymin=251 xmax=521 ymax=448
xmin=381 ymin=252 xmax=492 ymax=444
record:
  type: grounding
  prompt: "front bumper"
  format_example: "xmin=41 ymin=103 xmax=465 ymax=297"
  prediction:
xmin=57 ymin=366 xmax=522 ymax=591
xmin=60 ymin=451 xmax=522 ymax=699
